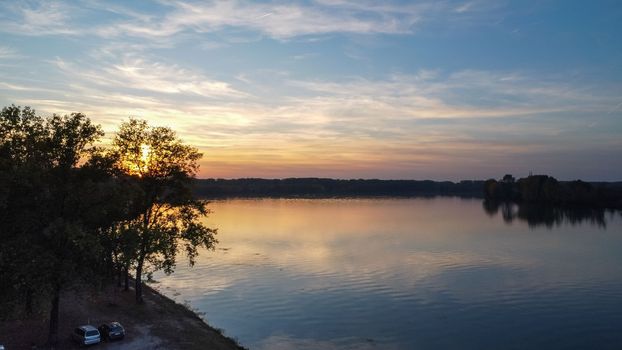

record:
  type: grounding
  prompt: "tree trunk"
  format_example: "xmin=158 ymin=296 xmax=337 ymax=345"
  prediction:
xmin=136 ymin=211 xmax=150 ymax=304
xmin=47 ymin=286 xmax=61 ymax=346
xmin=124 ymin=264 xmax=130 ymax=291
xmin=117 ymin=266 xmax=122 ymax=287
xmin=24 ymin=288 xmax=33 ymax=314
xmin=135 ymin=256 xmax=145 ymax=304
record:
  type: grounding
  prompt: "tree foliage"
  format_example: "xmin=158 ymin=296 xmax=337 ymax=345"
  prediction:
xmin=193 ymin=178 xmax=485 ymax=198
xmin=0 ymin=106 xmax=217 ymax=345
xmin=483 ymin=174 xmax=622 ymax=208
xmin=0 ymin=106 xmax=119 ymax=344
xmin=109 ymin=118 xmax=217 ymax=304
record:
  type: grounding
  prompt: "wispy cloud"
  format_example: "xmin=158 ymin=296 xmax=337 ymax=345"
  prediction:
xmin=287 ymin=70 xmax=612 ymax=123
xmin=100 ymin=1 xmax=425 ymax=40
xmin=50 ymin=55 xmax=246 ymax=98
xmin=91 ymin=0 xmax=498 ymax=39
xmin=0 ymin=1 xmax=80 ymax=36
xmin=0 ymin=0 xmax=498 ymax=41
xmin=0 ymin=82 xmax=32 ymax=91
xmin=0 ymin=46 xmax=20 ymax=59
xmin=4 ymin=53 xmax=619 ymax=179
xmin=1 ymin=0 xmax=620 ymax=179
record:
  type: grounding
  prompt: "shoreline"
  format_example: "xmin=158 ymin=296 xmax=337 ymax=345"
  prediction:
xmin=0 ymin=281 xmax=245 ymax=350
xmin=140 ymin=282 xmax=246 ymax=350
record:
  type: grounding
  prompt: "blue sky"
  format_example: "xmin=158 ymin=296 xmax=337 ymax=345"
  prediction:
xmin=0 ymin=0 xmax=621 ymax=180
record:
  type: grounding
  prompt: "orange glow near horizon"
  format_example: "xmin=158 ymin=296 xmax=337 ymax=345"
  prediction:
xmin=1 ymin=1 xmax=621 ymax=182
xmin=188 ymin=138 xmax=540 ymax=180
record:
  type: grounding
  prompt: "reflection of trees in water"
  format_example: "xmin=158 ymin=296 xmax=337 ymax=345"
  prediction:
xmin=482 ymin=200 xmax=619 ymax=229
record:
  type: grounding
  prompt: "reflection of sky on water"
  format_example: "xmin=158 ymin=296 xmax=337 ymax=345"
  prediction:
xmin=153 ymin=198 xmax=622 ymax=349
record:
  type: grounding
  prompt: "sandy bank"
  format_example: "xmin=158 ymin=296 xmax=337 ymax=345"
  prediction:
xmin=0 ymin=282 xmax=245 ymax=350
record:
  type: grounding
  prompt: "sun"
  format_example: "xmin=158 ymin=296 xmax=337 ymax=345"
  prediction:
xmin=122 ymin=143 xmax=151 ymax=177
xmin=140 ymin=144 xmax=151 ymax=164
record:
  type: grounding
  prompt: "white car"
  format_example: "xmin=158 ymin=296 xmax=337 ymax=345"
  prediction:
xmin=72 ymin=325 xmax=101 ymax=346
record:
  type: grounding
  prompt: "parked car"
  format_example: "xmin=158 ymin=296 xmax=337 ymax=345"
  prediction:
xmin=72 ymin=325 xmax=101 ymax=346
xmin=98 ymin=322 xmax=125 ymax=341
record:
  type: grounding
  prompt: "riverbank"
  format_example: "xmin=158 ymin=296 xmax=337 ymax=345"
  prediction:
xmin=0 ymin=282 xmax=244 ymax=350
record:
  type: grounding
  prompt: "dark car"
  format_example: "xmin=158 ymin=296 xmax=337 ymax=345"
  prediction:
xmin=98 ymin=322 xmax=125 ymax=341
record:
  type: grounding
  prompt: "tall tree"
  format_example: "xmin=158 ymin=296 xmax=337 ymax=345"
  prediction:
xmin=111 ymin=119 xmax=217 ymax=304
xmin=0 ymin=106 xmax=49 ymax=316
xmin=0 ymin=106 xmax=127 ymax=345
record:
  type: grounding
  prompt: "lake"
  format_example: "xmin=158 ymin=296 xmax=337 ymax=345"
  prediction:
xmin=153 ymin=197 xmax=622 ymax=349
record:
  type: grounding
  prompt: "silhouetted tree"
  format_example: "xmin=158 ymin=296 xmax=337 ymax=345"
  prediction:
xmin=110 ymin=119 xmax=217 ymax=304
xmin=0 ymin=106 xmax=125 ymax=345
xmin=193 ymin=178 xmax=485 ymax=198
xmin=1 ymin=107 xmax=219 ymax=344
xmin=502 ymin=174 xmax=515 ymax=183
xmin=483 ymin=174 xmax=621 ymax=208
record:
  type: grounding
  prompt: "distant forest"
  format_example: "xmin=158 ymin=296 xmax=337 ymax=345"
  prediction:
xmin=193 ymin=177 xmax=622 ymax=208
xmin=484 ymin=174 xmax=622 ymax=208
xmin=193 ymin=178 xmax=485 ymax=198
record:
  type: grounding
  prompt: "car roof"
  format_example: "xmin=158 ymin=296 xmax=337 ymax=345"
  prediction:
xmin=78 ymin=325 xmax=98 ymax=331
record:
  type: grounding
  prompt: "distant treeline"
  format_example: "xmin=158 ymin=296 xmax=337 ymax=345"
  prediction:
xmin=484 ymin=174 xmax=622 ymax=208
xmin=193 ymin=178 xmax=485 ymax=198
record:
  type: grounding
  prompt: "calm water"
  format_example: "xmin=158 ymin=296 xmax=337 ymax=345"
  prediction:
xmin=153 ymin=198 xmax=622 ymax=349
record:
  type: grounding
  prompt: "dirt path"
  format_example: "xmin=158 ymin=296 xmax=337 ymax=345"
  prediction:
xmin=0 ymin=282 xmax=244 ymax=350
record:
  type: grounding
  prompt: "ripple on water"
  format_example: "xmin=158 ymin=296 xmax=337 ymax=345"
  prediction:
xmin=154 ymin=198 xmax=622 ymax=350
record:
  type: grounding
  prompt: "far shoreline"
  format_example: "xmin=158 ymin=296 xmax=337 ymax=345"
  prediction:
xmin=193 ymin=177 xmax=622 ymax=209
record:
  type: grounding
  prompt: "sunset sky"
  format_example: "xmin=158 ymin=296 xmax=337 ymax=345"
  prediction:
xmin=1 ymin=0 xmax=621 ymax=180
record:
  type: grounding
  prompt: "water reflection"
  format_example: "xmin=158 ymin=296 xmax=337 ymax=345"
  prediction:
xmin=154 ymin=198 xmax=622 ymax=350
xmin=482 ymin=200 xmax=620 ymax=228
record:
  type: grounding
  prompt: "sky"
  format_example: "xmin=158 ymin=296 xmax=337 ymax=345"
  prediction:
xmin=0 ymin=0 xmax=621 ymax=180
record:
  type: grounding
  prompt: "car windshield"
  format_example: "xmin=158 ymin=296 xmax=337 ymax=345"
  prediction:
xmin=85 ymin=330 xmax=99 ymax=337
xmin=110 ymin=325 xmax=122 ymax=331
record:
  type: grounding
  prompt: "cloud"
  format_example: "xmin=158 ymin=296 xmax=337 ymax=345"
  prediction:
xmin=286 ymin=70 xmax=612 ymax=123
xmin=0 ymin=82 xmax=31 ymax=91
xmin=0 ymin=46 xmax=20 ymax=59
xmin=0 ymin=0 xmax=504 ymax=44
xmin=2 ymin=32 xmax=620 ymax=180
xmin=0 ymin=1 xmax=80 ymax=36
xmin=49 ymin=55 xmax=246 ymax=99
xmin=28 ymin=0 xmax=493 ymax=41
xmin=100 ymin=1 xmax=422 ymax=39
xmin=104 ymin=58 xmax=245 ymax=97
